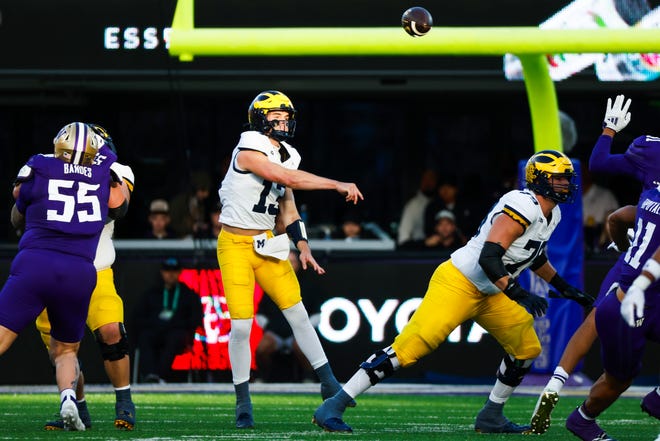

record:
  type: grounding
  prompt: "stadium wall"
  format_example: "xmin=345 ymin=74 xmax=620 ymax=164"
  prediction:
xmin=0 ymin=249 xmax=656 ymax=386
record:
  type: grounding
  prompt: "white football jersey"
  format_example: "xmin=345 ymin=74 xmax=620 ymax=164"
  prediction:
xmin=451 ymin=189 xmax=562 ymax=294
xmin=94 ymin=221 xmax=116 ymax=271
xmin=94 ymin=161 xmax=134 ymax=271
xmin=219 ymin=131 xmax=301 ymax=230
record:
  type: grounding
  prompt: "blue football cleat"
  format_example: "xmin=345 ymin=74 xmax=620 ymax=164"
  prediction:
xmin=474 ymin=399 xmax=531 ymax=434
xmin=114 ymin=400 xmax=136 ymax=430
xmin=312 ymin=416 xmax=353 ymax=433
xmin=313 ymin=399 xmax=353 ymax=433
xmin=321 ymin=381 xmax=356 ymax=408
xmin=236 ymin=412 xmax=255 ymax=429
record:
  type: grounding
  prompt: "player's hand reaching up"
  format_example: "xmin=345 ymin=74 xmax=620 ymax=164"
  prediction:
xmin=603 ymin=94 xmax=632 ymax=133
xmin=336 ymin=182 xmax=364 ymax=204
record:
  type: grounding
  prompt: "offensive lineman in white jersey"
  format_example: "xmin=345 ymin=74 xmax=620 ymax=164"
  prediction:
xmin=35 ymin=125 xmax=136 ymax=431
xmin=313 ymin=150 xmax=594 ymax=434
xmin=217 ymin=90 xmax=363 ymax=429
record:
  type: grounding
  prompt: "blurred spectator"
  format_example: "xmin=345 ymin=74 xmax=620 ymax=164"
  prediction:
xmin=334 ymin=209 xmax=379 ymax=241
xmin=145 ymin=199 xmax=176 ymax=239
xmin=132 ymin=258 xmax=203 ymax=383
xmin=254 ymin=251 xmax=316 ymax=383
xmin=169 ymin=171 xmax=213 ymax=238
xmin=582 ymin=168 xmax=619 ymax=253
xmin=423 ymin=209 xmax=467 ymax=251
xmin=424 ymin=174 xmax=460 ymax=236
xmin=397 ymin=169 xmax=438 ymax=247
xmin=207 ymin=202 xmax=223 ymax=239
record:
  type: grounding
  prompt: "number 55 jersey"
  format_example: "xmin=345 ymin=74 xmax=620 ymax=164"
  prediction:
xmin=14 ymin=151 xmax=114 ymax=262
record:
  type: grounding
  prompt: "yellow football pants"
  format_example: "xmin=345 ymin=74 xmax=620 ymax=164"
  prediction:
xmin=392 ymin=260 xmax=541 ymax=367
xmin=217 ymin=229 xmax=301 ymax=319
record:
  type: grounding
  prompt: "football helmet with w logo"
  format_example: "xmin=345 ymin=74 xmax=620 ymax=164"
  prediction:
xmin=53 ymin=122 xmax=100 ymax=166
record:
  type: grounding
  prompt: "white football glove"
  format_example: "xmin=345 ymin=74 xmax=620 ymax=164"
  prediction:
xmin=620 ymin=284 xmax=645 ymax=327
xmin=603 ymin=94 xmax=632 ymax=132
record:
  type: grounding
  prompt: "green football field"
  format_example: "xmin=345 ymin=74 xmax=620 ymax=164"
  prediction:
xmin=0 ymin=386 xmax=656 ymax=440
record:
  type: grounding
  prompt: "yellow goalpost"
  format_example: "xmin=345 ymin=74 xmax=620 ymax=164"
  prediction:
xmin=168 ymin=0 xmax=660 ymax=152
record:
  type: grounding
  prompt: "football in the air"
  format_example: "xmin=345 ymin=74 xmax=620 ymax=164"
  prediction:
xmin=401 ymin=7 xmax=433 ymax=37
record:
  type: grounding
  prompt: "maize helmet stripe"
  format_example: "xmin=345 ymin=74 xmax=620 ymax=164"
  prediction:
xmin=525 ymin=149 xmax=577 ymax=203
xmin=248 ymin=90 xmax=296 ymax=140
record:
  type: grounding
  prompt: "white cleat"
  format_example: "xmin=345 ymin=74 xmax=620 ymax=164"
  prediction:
xmin=530 ymin=390 xmax=559 ymax=435
xmin=60 ymin=398 xmax=86 ymax=431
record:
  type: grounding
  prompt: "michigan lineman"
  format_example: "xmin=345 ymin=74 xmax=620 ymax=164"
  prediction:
xmin=217 ymin=90 xmax=363 ymax=428
xmin=35 ymin=124 xmax=137 ymax=431
xmin=313 ymin=150 xmax=594 ymax=433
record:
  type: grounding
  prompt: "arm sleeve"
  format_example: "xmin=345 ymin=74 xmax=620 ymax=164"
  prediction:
xmin=589 ymin=135 xmax=638 ymax=176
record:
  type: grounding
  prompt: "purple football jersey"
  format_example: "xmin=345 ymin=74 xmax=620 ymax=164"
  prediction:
xmin=14 ymin=153 xmax=113 ymax=262
xmin=594 ymin=188 xmax=660 ymax=381
xmin=590 ymin=134 xmax=660 ymax=191
xmin=618 ymin=187 xmax=660 ymax=302
xmin=0 ymin=148 xmax=115 ymax=341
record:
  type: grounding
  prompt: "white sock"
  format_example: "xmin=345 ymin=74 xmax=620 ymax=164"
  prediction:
xmin=343 ymin=348 xmax=400 ymax=399
xmin=546 ymin=366 xmax=569 ymax=393
xmin=229 ymin=319 xmax=253 ymax=384
xmin=488 ymin=379 xmax=514 ymax=404
xmin=342 ymin=369 xmax=372 ymax=399
xmin=282 ymin=302 xmax=327 ymax=369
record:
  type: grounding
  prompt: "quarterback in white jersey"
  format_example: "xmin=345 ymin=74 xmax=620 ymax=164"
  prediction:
xmin=220 ymin=131 xmax=301 ymax=231
xmin=35 ymin=126 xmax=137 ymax=431
xmin=216 ymin=90 xmax=362 ymax=429
xmin=313 ymin=150 xmax=593 ymax=435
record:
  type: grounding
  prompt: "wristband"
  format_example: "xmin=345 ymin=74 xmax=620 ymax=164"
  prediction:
xmin=631 ymin=274 xmax=652 ymax=291
xmin=286 ymin=219 xmax=308 ymax=245
xmin=642 ymin=258 xmax=660 ymax=281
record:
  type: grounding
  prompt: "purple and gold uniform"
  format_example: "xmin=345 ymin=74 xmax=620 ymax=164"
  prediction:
xmin=596 ymin=186 xmax=660 ymax=381
xmin=0 ymin=152 xmax=114 ymax=343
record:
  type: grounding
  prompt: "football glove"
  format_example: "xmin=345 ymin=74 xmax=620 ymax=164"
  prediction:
xmin=549 ymin=273 xmax=595 ymax=307
xmin=503 ymin=279 xmax=548 ymax=318
xmin=620 ymin=285 xmax=645 ymax=327
xmin=603 ymin=94 xmax=632 ymax=132
xmin=548 ymin=287 xmax=595 ymax=307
